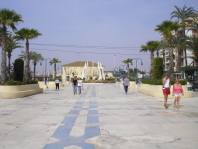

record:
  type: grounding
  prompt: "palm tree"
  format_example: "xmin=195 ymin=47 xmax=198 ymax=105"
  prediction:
xmin=172 ymin=35 xmax=186 ymax=71
xmin=14 ymin=28 xmax=42 ymax=81
xmin=171 ymin=4 xmax=196 ymax=66
xmin=29 ymin=51 xmax=44 ymax=80
xmin=49 ymin=58 xmax=61 ymax=79
xmin=6 ymin=35 xmax=23 ymax=74
xmin=186 ymin=36 xmax=198 ymax=83
xmin=122 ymin=58 xmax=133 ymax=78
xmin=140 ymin=41 xmax=160 ymax=78
xmin=0 ymin=9 xmax=23 ymax=84
xmin=155 ymin=20 xmax=182 ymax=79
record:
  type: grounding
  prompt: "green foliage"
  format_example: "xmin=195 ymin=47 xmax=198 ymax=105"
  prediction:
xmin=49 ymin=78 xmax=55 ymax=81
xmin=106 ymin=77 xmax=115 ymax=81
xmin=153 ymin=57 xmax=163 ymax=79
xmin=142 ymin=78 xmax=187 ymax=85
xmin=5 ymin=80 xmax=38 ymax=85
xmin=13 ymin=58 xmax=24 ymax=81
xmin=130 ymin=78 xmax=135 ymax=81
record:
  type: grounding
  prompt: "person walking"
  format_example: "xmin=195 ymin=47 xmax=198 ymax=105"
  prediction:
xmin=162 ymin=74 xmax=171 ymax=109
xmin=172 ymin=80 xmax=184 ymax=108
xmin=72 ymin=77 xmax=78 ymax=95
xmin=123 ymin=76 xmax=130 ymax=94
xmin=77 ymin=78 xmax=83 ymax=94
xmin=55 ymin=78 xmax=60 ymax=90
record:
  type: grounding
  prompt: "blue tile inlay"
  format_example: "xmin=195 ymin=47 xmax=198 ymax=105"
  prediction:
xmin=77 ymin=99 xmax=85 ymax=103
xmin=68 ymin=110 xmax=80 ymax=114
xmin=89 ymin=106 xmax=98 ymax=109
xmin=88 ymin=110 xmax=98 ymax=115
xmin=90 ymin=99 xmax=97 ymax=103
xmin=87 ymin=116 xmax=99 ymax=123
xmin=44 ymin=99 xmax=100 ymax=149
xmin=62 ymin=117 xmax=77 ymax=124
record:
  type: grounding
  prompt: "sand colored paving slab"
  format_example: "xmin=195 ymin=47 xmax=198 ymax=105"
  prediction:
xmin=0 ymin=83 xmax=198 ymax=149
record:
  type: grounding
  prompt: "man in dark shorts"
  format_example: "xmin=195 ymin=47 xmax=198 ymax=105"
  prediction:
xmin=123 ymin=76 xmax=130 ymax=94
xmin=72 ymin=77 xmax=78 ymax=95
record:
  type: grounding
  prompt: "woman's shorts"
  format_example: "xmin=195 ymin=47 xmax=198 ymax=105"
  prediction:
xmin=174 ymin=93 xmax=182 ymax=97
xmin=162 ymin=88 xmax=170 ymax=95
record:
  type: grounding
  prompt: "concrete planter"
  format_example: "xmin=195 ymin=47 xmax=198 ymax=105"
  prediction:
xmin=0 ymin=84 xmax=43 ymax=99
xmin=137 ymin=84 xmax=193 ymax=98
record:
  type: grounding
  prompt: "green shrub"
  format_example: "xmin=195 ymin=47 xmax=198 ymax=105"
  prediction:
xmin=5 ymin=80 xmax=38 ymax=85
xmin=153 ymin=57 xmax=163 ymax=79
xmin=13 ymin=58 xmax=24 ymax=81
xmin=130 ymin=78 xmax=135 ymax=81
xmin=142 ymin=78 xmax=187 ymax=85
xmin=49 ymin=78 xmax=55 ymax=81
xmin=106 ymin=77 xmax=115 ymax=81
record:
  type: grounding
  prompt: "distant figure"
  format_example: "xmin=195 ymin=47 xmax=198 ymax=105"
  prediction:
xmin=77 ymin=78 xmax=83 ymax=94
xmin=72 ymin=76 xmax=78 ymax=95
xmin=162 ymin=74 xmax=171 ymax=108
xmin=172 ymin=80 xmax=184 ymax=109
xmin=123 ymin=76 xmax=130 ymax=94
xmin=55 ymin=78 xmax=60 ymax=90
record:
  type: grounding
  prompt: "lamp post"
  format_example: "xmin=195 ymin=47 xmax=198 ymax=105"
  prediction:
xmin=40 ymin=58 xmax=52 ymax=85
xmin=131 ymin=58 xmax=143 ymax=83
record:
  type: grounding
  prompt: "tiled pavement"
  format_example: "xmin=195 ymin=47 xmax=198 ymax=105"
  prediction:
xmin=0 ymin=83 xmax=198 ymax=149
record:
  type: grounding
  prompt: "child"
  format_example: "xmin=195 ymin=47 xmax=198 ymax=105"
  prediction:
xmin=172 ymin=80 xmax=184 ymax=108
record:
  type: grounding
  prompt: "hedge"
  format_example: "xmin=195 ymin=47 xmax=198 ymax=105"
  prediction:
xmin=141 ymin=78 xmax=187 ymax=85
xmin=6 ymin=80 xmax=38 ymax=85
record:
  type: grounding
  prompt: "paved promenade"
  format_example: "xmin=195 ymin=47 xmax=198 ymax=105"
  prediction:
xmin=0 ymin=83 xmax=198 ymax=149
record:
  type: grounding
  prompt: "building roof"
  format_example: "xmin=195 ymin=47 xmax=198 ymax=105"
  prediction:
xmin=63 ymin=61 xmax=101 ymax=67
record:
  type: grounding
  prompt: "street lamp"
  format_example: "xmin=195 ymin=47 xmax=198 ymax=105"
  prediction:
xmin=131 ymin=58 xmax=143 ymax=77
xmin=40 ymin=58 xmax=52 ymax=85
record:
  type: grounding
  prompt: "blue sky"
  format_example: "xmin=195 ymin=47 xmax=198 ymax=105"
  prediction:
xmin=1 ymin=0 xmax=198 ymax=74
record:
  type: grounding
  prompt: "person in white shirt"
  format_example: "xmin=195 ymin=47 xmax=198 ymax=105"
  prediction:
xmin=162 ymin=74 xmax=171 ymax=108
xmin=77 ymin=78 xmax=83 ymax=94
xmin=55 ymin=78 xmax=60 ymax=90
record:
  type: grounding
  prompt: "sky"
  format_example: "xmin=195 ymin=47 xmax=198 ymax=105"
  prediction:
xmin=1 ymin=0 xmax=198 ymax=74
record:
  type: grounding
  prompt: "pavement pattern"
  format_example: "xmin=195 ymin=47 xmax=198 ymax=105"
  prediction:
xmin=0 ymin=83 xmax=198 ymax=149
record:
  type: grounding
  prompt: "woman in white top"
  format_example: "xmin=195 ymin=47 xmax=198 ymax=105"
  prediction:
xmin=77 ymin=78 xmax=83 ymax=94
xmin=162 ymin=74 xmax=171 ymax=109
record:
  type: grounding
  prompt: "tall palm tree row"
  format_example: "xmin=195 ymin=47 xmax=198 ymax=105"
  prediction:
xmin=171 ymin=4 xmax=197 ymax=66
xmin=14 ymin=28 xmax=42 ymax=82
xmin=30 ymin=51 xmax=44 ymax=80
xmin=122 ymin=58 xmax=133 ymax=78
xmin=140 ymin=41 xmax=160 ymax=78
xmin=49 ymin=58 xmax=61 ymax=79
xmin=155 ymin=20 xmax=183 ymax=79
xmin=6 ymin=35 xmax=23 ymax=74
xmin=186 ymin=36 xmax=198 ymax=83
xmin=0 ymin=8 xmax=23 ymax=84
xmin=19 ymin=50 xmax=44 ymax=80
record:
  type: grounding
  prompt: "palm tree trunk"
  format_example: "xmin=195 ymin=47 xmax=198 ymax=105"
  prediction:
xmin=24 ymin=39 xmax=29 ymax=81
xmin=182 ymin=27 xmax=188 ymax=66
xmin=163 ymin=49 xmax=165 ymax=72
xmin=168 ymin=40 xmax=174 ymax=79
xmin=150 ymin=51 xmax=154 ymax=78
xmin=33 ymin=62 xmax=36 ymax=80
xmin=54 ymin=63 xmax=56 ymax=79
xmin=127 ymin=63 xmax=130 ymax=78
xmin=8 ymin=52 xmax=11 ymax=74
xmin=1 ymin=25 xmax=7 ymax=84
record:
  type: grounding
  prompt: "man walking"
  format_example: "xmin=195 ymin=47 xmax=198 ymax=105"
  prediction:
xmin=55 ymin=78 xmax=60 ymax=90
xmin=77 ymin=78 xmax=83 ymax=94
xmin=72 ymin=76 xmax=78 ymax=95
xmin=123 ymin=76 xmax=130 ymax=94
